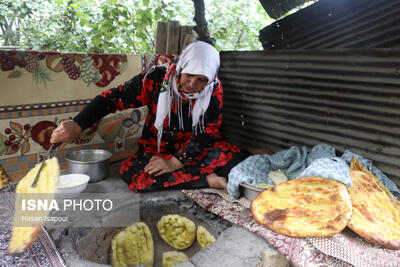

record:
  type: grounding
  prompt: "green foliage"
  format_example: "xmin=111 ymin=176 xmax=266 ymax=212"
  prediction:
xmin=0 ymin=0 xmax=274 ymax=53
xmin=205 ymin=0 xmax=272 ymax=51
xmin=0 ymin=0 xmax=37 ymax=46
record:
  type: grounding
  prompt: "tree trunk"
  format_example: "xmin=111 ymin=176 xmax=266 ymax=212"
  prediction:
xmin=192 ymin=0 xmax=214 ymax=45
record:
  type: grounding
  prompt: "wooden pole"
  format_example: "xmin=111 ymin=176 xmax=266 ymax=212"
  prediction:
xmin=182 ymin=33 xmax=194 ymax=52
xmin=166 ymin=21 xmax=180 ymax=55
xmin=155 ymin=22 xmax=167 ymax=54
xmin=179 ymin=26 xmax=193 ymax=53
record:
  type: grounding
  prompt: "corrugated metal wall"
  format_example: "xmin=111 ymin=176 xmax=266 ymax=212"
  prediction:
xmin=259 ymin=0 xmax=400 ymax=50
xmin=219 ymin=49 xmax=400 ymax=186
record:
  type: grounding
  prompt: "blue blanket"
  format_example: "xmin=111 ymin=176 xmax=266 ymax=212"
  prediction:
xmin=228 ymin=144 xmax=399 ymax=199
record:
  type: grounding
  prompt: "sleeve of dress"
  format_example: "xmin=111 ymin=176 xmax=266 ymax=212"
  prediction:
xmin=173 ymin=82 xmax=224 ymax=165
xmin=73 ymin=68 xmax=160 ymax=131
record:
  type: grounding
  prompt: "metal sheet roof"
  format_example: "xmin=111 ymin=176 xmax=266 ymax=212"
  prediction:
xmin=259 ymin=0 xmax=400 ymax=49
xmin=258 ymin=0 xmax=310 ymax=19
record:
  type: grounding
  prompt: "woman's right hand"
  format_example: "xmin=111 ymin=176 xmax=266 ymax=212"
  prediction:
xmin=50 ymin=120 xmax=82 ymax=150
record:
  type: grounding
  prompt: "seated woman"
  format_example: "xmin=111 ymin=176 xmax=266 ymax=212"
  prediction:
xmin=50 ymin=41 xmax=250 ymax=193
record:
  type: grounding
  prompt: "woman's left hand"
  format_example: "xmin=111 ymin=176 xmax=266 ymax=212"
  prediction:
xmin=144 ymin=156 xmax=184 ymax=177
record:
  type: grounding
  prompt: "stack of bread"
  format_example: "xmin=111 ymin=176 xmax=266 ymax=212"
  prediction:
xmin=251 ymin=158 xmax=400 ymax=250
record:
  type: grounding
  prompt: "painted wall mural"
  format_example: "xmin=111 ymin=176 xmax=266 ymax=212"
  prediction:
xmin=0 ymin=50 xmax=145 ymax=107
xmin=0 ymin=50 xmax=127 ymax=88
xmin=0 ymin=106 xmax=147 ymax=159
xmin=0 ymin=49 xmax=160 ymax=181
xmin=0 ymin=101 xmax=148 ymax=181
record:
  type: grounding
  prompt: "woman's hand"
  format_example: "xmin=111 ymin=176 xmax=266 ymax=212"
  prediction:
xmin=144 ymin=156 xmax=184 ymax=177
xmin=50 ymin=120 xmax=82 ymax=150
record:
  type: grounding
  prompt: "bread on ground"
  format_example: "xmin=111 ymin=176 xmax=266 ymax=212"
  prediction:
xmin=251 ymin=176 xmax=352 ymax=238
xmin=348 ymin=159 xmax=400 ymax=250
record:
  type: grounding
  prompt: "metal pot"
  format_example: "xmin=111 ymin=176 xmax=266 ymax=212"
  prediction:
xmin=65 ymin=149 xmax=112 ymax=182
xmin=240 ymin=182 xmax=263 ymax=201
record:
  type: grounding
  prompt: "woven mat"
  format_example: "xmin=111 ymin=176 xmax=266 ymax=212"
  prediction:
xmin=0 ymin=188 xmax=66 ymax=267
xmin=183 ymin=189 xmax=400 ymax=267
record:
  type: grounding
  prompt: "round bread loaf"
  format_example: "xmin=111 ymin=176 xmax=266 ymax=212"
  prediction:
xmin=251 ymin=176 xmax=352 ymax=238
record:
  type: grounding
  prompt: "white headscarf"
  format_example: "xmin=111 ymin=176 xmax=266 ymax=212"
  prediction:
xmin=154 ymin=41 xmax=220 ymax=152
xmin=176 ymin=41 xmax=220 ymax=84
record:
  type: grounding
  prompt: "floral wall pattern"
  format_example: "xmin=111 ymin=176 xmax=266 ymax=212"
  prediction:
xmin=0 ymin=49 xmax=158 ymax=181
xmin=0 ymin=107 xmax=147 ymax=159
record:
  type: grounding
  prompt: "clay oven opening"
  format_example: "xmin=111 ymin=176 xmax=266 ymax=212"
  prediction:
xmin=75 ymin=200 xmax=223 ymax=266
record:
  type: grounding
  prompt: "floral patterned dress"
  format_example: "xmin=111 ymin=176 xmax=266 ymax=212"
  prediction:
xmin=74 ymin=67 xmax=249 ymax=193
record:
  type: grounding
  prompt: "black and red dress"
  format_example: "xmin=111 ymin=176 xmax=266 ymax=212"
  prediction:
xmin=74 ymin=67 xmax=249 ymax=193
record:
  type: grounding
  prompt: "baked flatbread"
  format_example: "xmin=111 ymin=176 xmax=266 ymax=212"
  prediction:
xmin=350 ymin=158 xmax=400 ymax=204
xmin=111 ymin=222 xmax=154 ymax=267
xmin=348 ymin=159 xmax=400 ymax=249
xmin=251 ymin=176 xmax=352 ymax=237
xmin=8 ymin=157 xmax=59 ymax=255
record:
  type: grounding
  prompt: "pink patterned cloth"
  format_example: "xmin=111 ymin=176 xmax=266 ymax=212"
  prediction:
xmin=183 ymin=189 xmax=400 ymax=267
xmin=0 ymin=188 xmax=66 ymax=267
xmin=309 ymin=229 xmax=400 ymax=267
